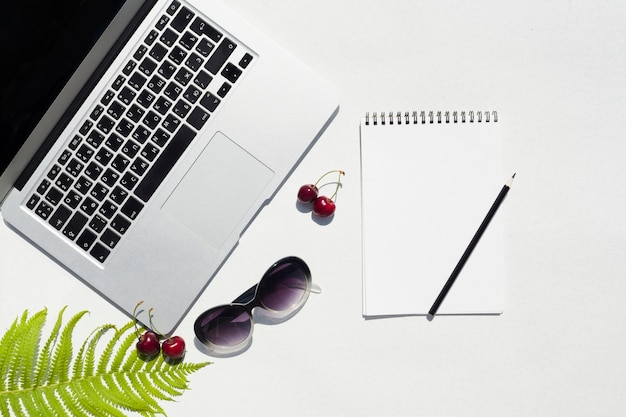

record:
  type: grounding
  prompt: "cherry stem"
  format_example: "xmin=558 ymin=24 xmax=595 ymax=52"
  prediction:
xmin=313 ymin=169 xmax=345 ymax=187
xmin=328 ymin=170 xmax=345 ymax=201
xmin=313 ymin=169 xmax=345 ymax=201
xmin=132 ymin=301 xmax=144 ymax=339
xmin=148 ymin=307 xmax=166 ymax=339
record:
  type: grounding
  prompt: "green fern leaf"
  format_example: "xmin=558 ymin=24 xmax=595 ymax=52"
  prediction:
xmin=0 ymin=308 xmax=211 ymax=416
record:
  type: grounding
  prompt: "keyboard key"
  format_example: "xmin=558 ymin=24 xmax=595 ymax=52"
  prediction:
xmin=105 ymin=133 xmax=125 ymax=152
xmin=153 ymin=97 xmax=172 ymax=115
xmin=200 ymin=92 xmax=220 ymax=112
xmin=68 ymin=135 xmax=82 ymax=150
xmin=86 ymin=130 xmax=105 ymax=148
xmin=97 ymin=116 xmax=115 ymax=134
xmin=132 ymin=126 xmax=151 ymax=144
xmin=118 ymin=87 xmax=136 ymax=105
xmin=90 ymin=183 xmax=109 ymax=202
xmin=111 ymin=154 xmax=130 ymax=173
xmin=122 ymin=140 xmax=141 ymax=159
xmin=116 ymin=119 xmax=135 ymax=137
xmin=63 ymin=212 xmax=88 ymax=241
xmin=126 ymin=104 xmax=145 ymax=123
xmin=26 ymin=194 xmax=40 ymax=210
xmin=194 ymin=70 xmax=212 ymax=89
xmin=239 ymin=53 xmax=253 ymax=68
xmin=222 ymin=63 xmax=242 ymax=83
xmin=77 ymin=229 xmax=97 ymax=251
xmin=79 ymin=120 xmax=93 ymax=135
xmin=138 ymin=58 xmax=158 ymax=76
xmin=185 ymin=53 xmax=204 ymax=71
xmin=45 ymin=187 xmax=63 ymax=206
xmin=89 ymin=215 xmax=108 ymax=234
xmin=195 ymin=38 xmax=214 ymax=57
xmin=174 ymin=67 xmax=193 ymax=86
xmin=149 ymin=43 xmax=168 ymax=62
xmin=55 ymin=174 xmax=73 ymax=191
xmin=134 ymin=125 xmax=196 ymax=202
xmin=156 ymin=15 xmax=170 ymax=31
xmin=64 ymin=191 xmax=82 ymax=209
xmin=47 ymin=165 xmax=62 ymax=180
xmin=171 ymin=7 xmax=195 ymax=32
xmin=74 ymin=176 xmax=93 ymax=194
xmin=58 ymin=150 xmax=72 ymax=165
xmin=166 ymin=1 xmax=181 ymax=15
xmin=147 ymin=75 xmax=167 ymax=94
xmin=85 ymin=162 xmax=102 ymax=180
xmin=128 ymin=72 xmax=147 ymax=90
xmin=158 ymin=60 xmax=177 ymax=79
xmin=122 ymin=61 xmax=136 ymax=76
xmin=141 ymin=143 xmax=160 ymax=162
xmin=173 ymin=100 xmax=191 ymax=118
xmin=49 ymin=205 xmax=72 ymax=230
xmin=190 ymin=17 xmax=222 ymax=42
xmin=80 ymin=197 xmax=99 ymax=216
xmin=99 ymin=200 xmax=118 ymax=219
xmin=162 ymin=114 xmax=181 ymax=133
xmin=179 ymin=31 xmax=198 ymax=50
xmin=37 ymin=179 xmax=51 ymax=195
xmin=90 ymin=242 xmax=111 ymax=263
xmin=130 ymin=157 xmax=150 ymax=176
xmin=205 ymin=38 xmax=236 ymax=74
xmin=110 ymin=214 xmax=131 ymax=235
xmin=95 ymin=148 xmax=114 ymax=166
xmin=110 ymin=186 xmax=129 ymax=204
xmin=120 ymin=172 xmax=138 ymax=191
xmin=101 ymin=168 xmax=120 ymax=187
xmin=76 ymin=144 xmax=95 ymax=163
xmin=101 ymin=229 xmax=121 ymax=249
xmin=145 ymin=29 xmax=159 ymax=46
xmin=35 ymin=201 xmax=53 ymax=220
xmin=66 ymin=158 xmax=84 ymax=177
xmin=121 ymin=196 xmax=144 ymax=220
xmin=187 ymin=107 xmax=210 ymax=130
xmin=217 ymin=82 xmax=231 ymax=98
xmin=183 ymin=85 xmax=202 ymax=104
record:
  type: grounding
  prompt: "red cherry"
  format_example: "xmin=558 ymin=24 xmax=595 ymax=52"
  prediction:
xmin=313 ymin=196 xmax=336 ymax=218
xmin=297 ymin=184 xmax=319 ymax=203
xmin=162 ymin=336 xmax=186 ymax=360
xmin=136 ymin=331 xmax=161 ymax=358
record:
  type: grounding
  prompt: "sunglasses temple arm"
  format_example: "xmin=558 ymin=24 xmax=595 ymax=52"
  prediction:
xmin=231 ymin=284 xmax=258 ymax=304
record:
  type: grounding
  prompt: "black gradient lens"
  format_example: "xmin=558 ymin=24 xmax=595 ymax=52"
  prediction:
xmin=195 ymin=305 xmax=252 ymax=348
xmin=257 ymin=259 xmax=310 ymax=311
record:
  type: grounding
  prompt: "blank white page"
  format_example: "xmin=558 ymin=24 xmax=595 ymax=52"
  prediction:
xmin=360 ymin=112 xmax=505 ymax=316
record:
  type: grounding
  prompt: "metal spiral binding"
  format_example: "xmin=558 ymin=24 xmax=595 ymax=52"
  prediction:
xmin=365 ymin=110 xmax=498 ymax=125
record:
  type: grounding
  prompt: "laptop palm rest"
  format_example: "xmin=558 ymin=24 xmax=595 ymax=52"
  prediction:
xmin=162 ymin=132 xmax=274 ymax=250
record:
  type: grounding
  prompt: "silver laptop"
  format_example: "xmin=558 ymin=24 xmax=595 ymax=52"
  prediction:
xmin=0 ymin=0 xmax=339 ymax=334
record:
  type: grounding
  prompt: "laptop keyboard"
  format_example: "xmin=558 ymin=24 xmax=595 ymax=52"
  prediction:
xmin=24 ymin=0 xmax=254 ymax=264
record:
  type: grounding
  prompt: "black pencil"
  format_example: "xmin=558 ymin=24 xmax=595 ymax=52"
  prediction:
xmin=428 ymin=173 xmax=515 ymax=318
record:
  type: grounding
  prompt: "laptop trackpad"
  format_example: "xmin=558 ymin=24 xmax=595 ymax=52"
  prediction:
xmin=162 ymin=132 xmax=274 ymax=250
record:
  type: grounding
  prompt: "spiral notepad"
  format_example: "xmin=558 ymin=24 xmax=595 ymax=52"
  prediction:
xmin=360 ymin=110 xmax=504 ymax=316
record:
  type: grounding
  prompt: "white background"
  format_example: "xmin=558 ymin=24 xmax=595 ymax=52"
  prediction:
xmin=2 ymin=0 xmax=626 ymax=415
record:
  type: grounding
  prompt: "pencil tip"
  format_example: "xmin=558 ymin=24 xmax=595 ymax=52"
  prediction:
xmin=512 ymin=173 xmax=516 ymax=178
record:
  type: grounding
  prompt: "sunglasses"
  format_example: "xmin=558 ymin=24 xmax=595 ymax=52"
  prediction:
xmin=194 ymin=256 xmax=317 ymax=355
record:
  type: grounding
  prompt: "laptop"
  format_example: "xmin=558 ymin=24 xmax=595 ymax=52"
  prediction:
xmin=0 ymin=0 xmax=339 ymax=334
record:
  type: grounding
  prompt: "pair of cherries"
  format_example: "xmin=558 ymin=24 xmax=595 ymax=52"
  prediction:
xmin=297 ymin=170 xmax=345 ymax=218
xmin=134 ymin=301 xmax=185 ymax=361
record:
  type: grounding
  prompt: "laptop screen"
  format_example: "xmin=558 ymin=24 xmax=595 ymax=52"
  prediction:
xmin=0 ymin=0 xmax=128 ymax=177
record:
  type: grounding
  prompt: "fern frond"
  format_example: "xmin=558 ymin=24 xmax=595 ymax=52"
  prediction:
xmin=0 ymin=308 xmax=211 ymax=416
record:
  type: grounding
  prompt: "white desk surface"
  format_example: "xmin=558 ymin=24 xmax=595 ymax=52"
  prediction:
xmin=2 ymin=0 xmax=625 ymax=415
